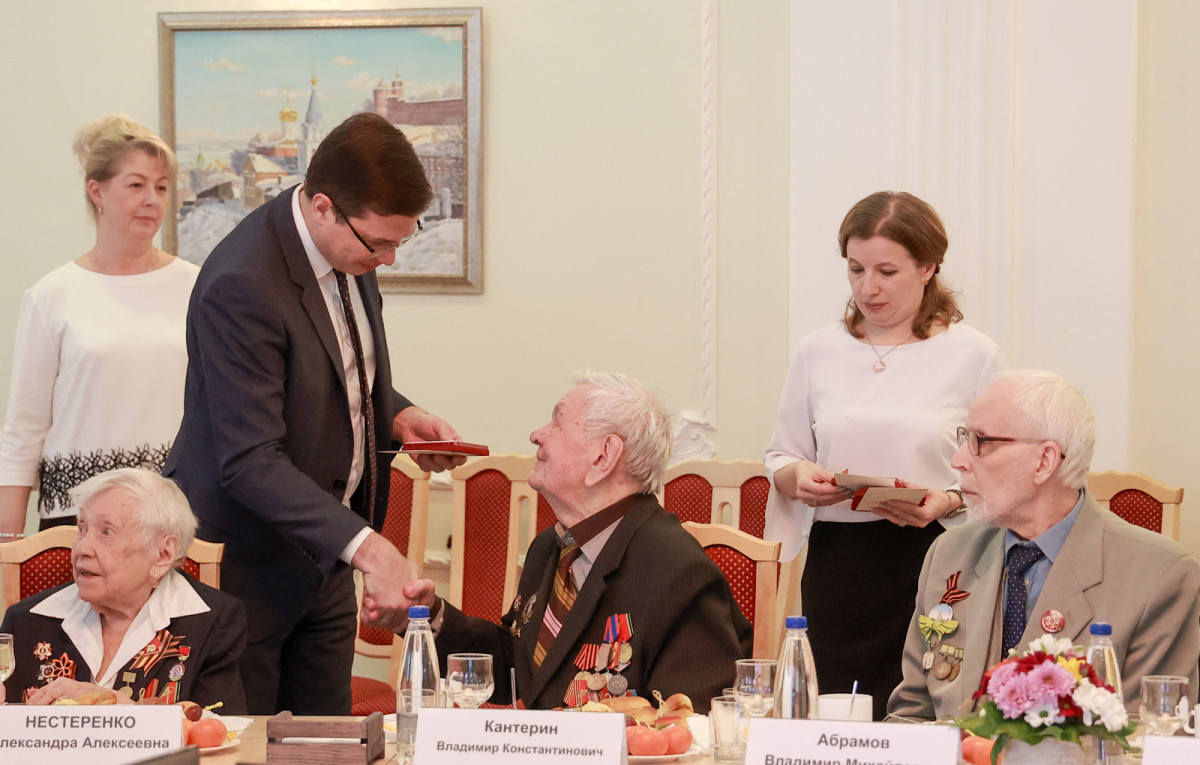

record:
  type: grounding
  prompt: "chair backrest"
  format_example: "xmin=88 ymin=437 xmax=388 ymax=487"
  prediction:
xmin=1087 ymin=470 xmax=1184 ymax=540
xmin=1 ymin=526 xmax=225 ymax=615
xmin=681 ymin=521 xmax=782 ymax=660
xmin=355 ymin=457 xmax=432 ymax=675
xmin=449 ymin=455 xmax=543 ymax=623
xmin=661 ymin=459 xmax=770 ymax=536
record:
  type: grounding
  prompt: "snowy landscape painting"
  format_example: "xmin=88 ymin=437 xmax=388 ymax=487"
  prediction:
xmin=159 ymin=9 xmax=482 ymax=292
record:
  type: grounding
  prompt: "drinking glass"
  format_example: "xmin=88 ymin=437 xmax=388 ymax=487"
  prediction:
xmin=446 ymin=653 xmax=495 ymax=709
xmin=0 ymin=634 xmax=14 ymax=687
xmin=734 ymin=659 xmax=777 ymax=718
xmin=1140 ymin=675 xmax=1189 ymax=736
xmin=396 ymin=687 xmax=439 ymax=765
xmin=710 ymin=695 xmax=745 ymax=763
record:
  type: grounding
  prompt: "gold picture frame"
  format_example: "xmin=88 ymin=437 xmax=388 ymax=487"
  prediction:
xmin=159 ymin=8 xmax=482 ymax=293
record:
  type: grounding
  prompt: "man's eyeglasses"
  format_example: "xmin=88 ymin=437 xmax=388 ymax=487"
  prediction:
xmin=956 ymin=426 xmax=1065 ymax=457
xmin=329 ymin=198 xmax=422 ymax=254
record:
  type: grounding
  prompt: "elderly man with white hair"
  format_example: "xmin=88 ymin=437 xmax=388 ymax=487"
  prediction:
xmin=887 ymin=370 xmax=1200 ymax=721
xmin=1 ymin=467 xmax=247 ymax=710
xmin=400 ymin=372 xmax=752 ymax=711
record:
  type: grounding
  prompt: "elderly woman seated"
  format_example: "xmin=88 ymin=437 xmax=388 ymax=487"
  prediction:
xmin=1 ymin=468 xmax=246 ymax=710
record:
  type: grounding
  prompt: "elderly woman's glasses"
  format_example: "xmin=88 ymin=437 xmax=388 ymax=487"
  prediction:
xmin=956 ymin=426 xmax=1065 ymax=458
xmin=329 ymin=198 xmax=422 ymax=254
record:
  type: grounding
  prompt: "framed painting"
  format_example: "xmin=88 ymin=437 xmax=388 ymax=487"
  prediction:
xmin=158 ymin=9 xmax=482 ymax=293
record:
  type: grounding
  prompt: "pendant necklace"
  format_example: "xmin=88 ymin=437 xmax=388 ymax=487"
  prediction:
xmin=867 ymin=334 xmax=915 ymax=373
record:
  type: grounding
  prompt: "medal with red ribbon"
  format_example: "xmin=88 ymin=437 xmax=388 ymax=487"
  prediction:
xmin=604 ymin=614 xmax=634 ymax=696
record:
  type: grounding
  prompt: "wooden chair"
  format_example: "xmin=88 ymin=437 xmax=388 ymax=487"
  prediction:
xmin=448 ymin=455 xmax=554 ymax=623
xmin=1 ymin=526 xmax=224 ymax=615
xmin=351 ymin=456 xmax=431 ymax=715
xmin=661 ymin=459 xmax=771 ymax=537
xmin=682 ymin=521 xmax=782 ymax=660
xmin=1088 ymin=470 xmax=1184 ymax=540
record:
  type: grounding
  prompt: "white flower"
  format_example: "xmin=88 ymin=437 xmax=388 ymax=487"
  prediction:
xmin=1072 ymin=679 xmax=1129 ymax=732
xmin=1028 ymin=634 xmax=1074 ymax=657
xmin=1024 ymin=700 xmax=1067 ymax=728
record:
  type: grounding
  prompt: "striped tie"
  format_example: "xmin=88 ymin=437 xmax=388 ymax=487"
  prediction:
xmin=334 ymin=271 xmax=377 ymax=526
xmin=533 ymin=540 xmax=581 ymax=667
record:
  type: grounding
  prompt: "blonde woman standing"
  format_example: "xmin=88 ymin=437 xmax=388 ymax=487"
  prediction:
xmin=0 ymin=115 xmax=198 ymax=534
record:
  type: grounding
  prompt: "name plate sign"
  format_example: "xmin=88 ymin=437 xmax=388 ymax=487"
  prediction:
xmin=413 ymin=708 xmax=624 ymax=764
xmin=0 ymin=705 xmax=182 ymax=764
xmin=1142 ymin=735 xmax=1200 ymax=764
xmin=745 ymin=718 xmax=959 ymax=765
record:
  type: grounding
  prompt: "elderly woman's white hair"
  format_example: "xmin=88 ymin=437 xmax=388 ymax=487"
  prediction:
xmin=570 ymin=371 xmax=673 ymax=494
xmin=69 ymin=468 xmax=198 ymax=565
xmin=995 ymin=369 xmax=1096 ymax=490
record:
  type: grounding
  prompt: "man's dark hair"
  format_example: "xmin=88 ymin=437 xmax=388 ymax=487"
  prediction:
xmin=303 ymin=112 xmax=434 ymax=218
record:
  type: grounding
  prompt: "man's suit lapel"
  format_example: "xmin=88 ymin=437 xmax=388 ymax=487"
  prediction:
xmin=1022 ymin=495 xmax=1105 ymax=648
xmin=525 ymin=498 xmax=655 ymax=704
xmin=952 ymin=530 xmax=1006 ymax=712
xmin=271 ymin=186 xmax=348 ymax=394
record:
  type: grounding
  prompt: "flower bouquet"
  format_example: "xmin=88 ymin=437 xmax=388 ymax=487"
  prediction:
xmin=957 ymin=635 xmax=1135 ymax=764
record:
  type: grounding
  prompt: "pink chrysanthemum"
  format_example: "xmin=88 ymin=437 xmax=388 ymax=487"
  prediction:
xmin=987 ymin=661 xmax=1020 ymax=696
xmin=994 ymin=674 xmax=1037 ymax=718
xmin=1027 ymin=659 xmax=1076 ymax=703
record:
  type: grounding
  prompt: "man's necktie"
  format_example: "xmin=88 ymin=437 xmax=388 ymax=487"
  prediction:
xmin=1002 ymin=544 xmax=1044 ymax=656
xmin=532 ymin=540 xmax=581 ymax=667
xmin=334 ymin=271 xmax=377 ymax=526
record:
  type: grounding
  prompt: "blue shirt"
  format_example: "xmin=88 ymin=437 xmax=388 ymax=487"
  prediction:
xmin=1003 ymin=490 xmax=1086 ymax=622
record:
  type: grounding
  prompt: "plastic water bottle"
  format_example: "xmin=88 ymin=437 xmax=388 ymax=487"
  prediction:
xmin=1085 ymin=622 xmax=1122 ymax=764
xmin=774 ymin=615 xmax=819 ymax=719
xmin=397 ymin=605 xmax=440 ymax=763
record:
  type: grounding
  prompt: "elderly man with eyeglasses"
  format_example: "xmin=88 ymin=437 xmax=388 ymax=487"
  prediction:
xmin=887 ymin=369 xmax=1200 ymax=721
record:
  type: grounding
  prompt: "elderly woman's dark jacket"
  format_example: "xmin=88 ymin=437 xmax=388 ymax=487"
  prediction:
xmin=0 ymin=571 xmax=247 ymax=712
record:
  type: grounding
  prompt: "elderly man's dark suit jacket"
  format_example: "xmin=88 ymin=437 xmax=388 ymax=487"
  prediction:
xmin=434 ymin=494 xmax=753 ymax=713
xmin=164 ymin=187 xmax=411 ymax=710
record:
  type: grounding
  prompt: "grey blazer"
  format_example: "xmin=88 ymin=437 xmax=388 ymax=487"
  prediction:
xmin=888 ymin=493 xmax=1200 ymax=719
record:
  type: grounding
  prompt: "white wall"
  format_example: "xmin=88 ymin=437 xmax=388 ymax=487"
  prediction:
xmin=1134 ymin=0 xmax=1200 ymax=558
xmin=0 ymin=1 xmax=792 ymax=550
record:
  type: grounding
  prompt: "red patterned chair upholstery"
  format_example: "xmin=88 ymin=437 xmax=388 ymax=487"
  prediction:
xmin=449 ymin=456 xmax=543 ymax=623
xmin=681 ymin=521 xmax=781 ymax=660
xmin=661 ymin=459 xmax=770 ymax=535
xmin=351 ymin=456 xmax=431 ymax=715
xmin=1 ymin=526 xmax=224 ymax=615
xmin=1088 ymin=470 xmax=1184 ymax=540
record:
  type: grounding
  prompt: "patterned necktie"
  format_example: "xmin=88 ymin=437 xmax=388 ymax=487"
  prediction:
xmin=532 ymin=540 xmax=582 ymax=667
xmin=1002 ymin=544 xmax=1044 ymax=656
xmin=334 ymin=271 xmax=377 ymax=526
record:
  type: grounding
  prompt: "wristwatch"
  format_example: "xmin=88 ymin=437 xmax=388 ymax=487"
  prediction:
xmin=942 ymin=489 xmax=966 ymax=518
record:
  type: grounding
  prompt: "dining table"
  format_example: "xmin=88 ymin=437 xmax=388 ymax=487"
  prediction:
xmin=202 ymin=714 xmax=719 ymax=765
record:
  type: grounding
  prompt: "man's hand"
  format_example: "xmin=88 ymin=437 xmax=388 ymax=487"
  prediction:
xmin=393 ymin=406 xmax=469 ymax=472
xmin=354 ymin=532 xmax=421 ymax=632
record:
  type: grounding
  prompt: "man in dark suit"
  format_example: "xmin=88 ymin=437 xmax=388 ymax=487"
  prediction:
xmin=165 ymin=113 xmax=463 ymax=714
xmin=400 ymin=372 xmax=752 ymax=712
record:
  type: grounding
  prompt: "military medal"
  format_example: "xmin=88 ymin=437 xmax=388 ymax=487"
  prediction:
xmin=933 ymin=644 xmax=960 ymax=680
xmin=607 ymin=673 xmax=629 ymax=695
xmin=523 ymin=594 xmax=537 ymax=623
xmin=33 ymin=642 xmax=52 ymax=662
xmin=946 ymin=647 xmax=964 ymax=682
xmin=918 ymin=572 xmax=970 ymax=673
xmin=1040 ymin=609 xmax=1065 ymax=634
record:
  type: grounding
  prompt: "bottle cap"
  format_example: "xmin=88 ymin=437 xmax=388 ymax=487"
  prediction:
xmin=785 ymin=615 xmax=807 ymax=629
xmin=1090 ymin=622 xmax=1112 ymax=636
xmin=409 ymin=605 xmax=431 ymax=619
